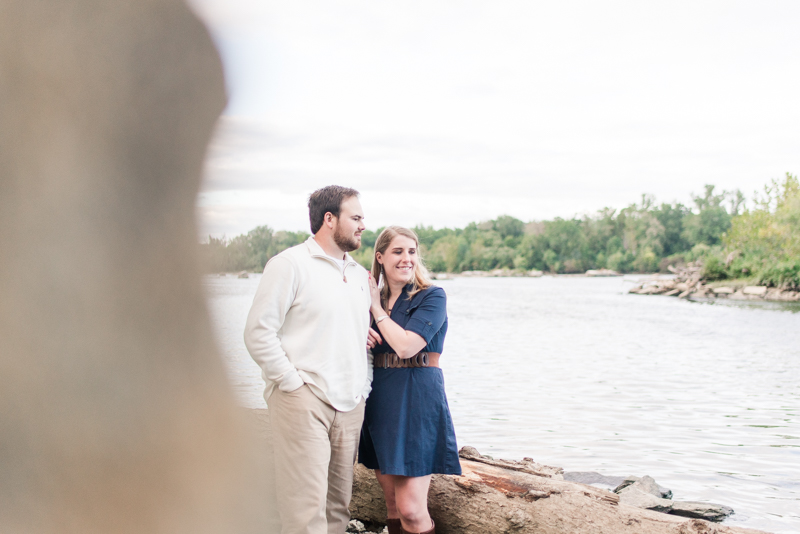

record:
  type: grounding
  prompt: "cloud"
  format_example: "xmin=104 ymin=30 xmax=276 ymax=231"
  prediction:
xmin=191 ymin=0 xmax=800 ymax=237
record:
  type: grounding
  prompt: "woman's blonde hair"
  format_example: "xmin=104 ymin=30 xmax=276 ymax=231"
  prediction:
xmin=371 ymin=226 xmax=433 ymax=306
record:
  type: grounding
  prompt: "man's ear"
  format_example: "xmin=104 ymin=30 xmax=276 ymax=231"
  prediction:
xmin=324 ymin=212 xmax=336 ymax=229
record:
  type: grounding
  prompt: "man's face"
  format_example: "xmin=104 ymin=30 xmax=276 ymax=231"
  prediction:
xmin=332 ymin=196 xmax=365 ymax=252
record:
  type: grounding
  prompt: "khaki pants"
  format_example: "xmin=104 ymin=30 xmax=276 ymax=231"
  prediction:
xmin=268 ymin=385 xmax=365 ymax=534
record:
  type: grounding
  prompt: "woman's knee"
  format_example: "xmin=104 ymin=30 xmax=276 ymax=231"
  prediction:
xmin=395 ymin=498 xmax=427 ymax=524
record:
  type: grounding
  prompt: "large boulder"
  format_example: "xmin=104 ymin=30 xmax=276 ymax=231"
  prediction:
xmin=0 ymin=3 xmax=270 ymax=533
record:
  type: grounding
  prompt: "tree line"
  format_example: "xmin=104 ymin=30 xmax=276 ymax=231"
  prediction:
xmin=201 ymin=174 xmax=799 ymax=288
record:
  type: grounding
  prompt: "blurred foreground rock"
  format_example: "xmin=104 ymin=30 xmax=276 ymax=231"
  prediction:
xmin=0 ymin=3 xmax=270 ymax=533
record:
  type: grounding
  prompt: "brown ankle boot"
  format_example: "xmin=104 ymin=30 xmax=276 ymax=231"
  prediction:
xmin=386 ymin=518 xmax=402 ymax=534
xmin=400 ymin=518 xmax=434 ymax=534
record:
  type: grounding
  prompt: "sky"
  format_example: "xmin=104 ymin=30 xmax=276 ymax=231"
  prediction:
xmin=187 ymin=0 xmax=800 ymax=238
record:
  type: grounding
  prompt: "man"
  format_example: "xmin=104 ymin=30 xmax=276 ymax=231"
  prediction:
xmin=244 ymin=185 xmax=373 ymax=534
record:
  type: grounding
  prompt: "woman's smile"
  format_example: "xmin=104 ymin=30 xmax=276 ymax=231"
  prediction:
xmin=379 ymin=235 xmax=417 ymax=285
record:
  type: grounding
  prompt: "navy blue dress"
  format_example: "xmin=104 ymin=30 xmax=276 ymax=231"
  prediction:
xmin=358 ymin=284 xmax=462 ymax=477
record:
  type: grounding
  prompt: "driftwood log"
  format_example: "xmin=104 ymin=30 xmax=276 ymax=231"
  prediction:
xmin=351 ymin=448 xmax=771 ymax=534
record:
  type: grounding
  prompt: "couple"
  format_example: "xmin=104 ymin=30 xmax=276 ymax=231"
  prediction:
xmin=244 ymin=185 xmax=461 ymax=534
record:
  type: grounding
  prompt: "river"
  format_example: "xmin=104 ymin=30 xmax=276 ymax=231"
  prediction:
xmin=204 ymin=274 xmax=800 ymax=533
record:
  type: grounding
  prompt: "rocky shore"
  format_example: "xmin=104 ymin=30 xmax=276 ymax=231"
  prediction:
xmin=628 ymin=264 xmax=800 ymax=302
xmin=347 ymin=445 xmax=769 ymax=534
xmin=244 ymin=410 xmax=769 ymax=534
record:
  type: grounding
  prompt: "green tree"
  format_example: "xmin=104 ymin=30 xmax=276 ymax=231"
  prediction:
xmin=725 ymin=173 xmax=800 ymax=287
xmin=682 ymin=185 xmax=735 ymax=246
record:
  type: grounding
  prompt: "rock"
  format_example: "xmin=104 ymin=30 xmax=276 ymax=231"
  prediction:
xmin=617 ymin=486 xmax=673 ymax=513
xmin=712 ymin=287 xmax=734 ymax=294
xmin=614 ymin=476 xmax=672 ymax=499
xmin=638 ymin=476 xmax=673 ymax=499
xmin=347 ymin=519 xmax=366 ymax=532
xmin=585 ymin=269 xmax=621 ymax=277
xmin=743 ymin=286 xmax=767 ymax=296
xmin=237 ymin=270 xmax=249 ymax=279
xmin=766 ymin=288 xmax=783 ymax=300
xmin=611 ymin=477 xmax=733 ymax=523
xmin=762 ymin=288 xmax=799 ymax=302
xmin=639 ymin=285 xmax=662 ymax=295
xmin=460 ymin=270 xmax=489 ymax=277
xmin=670 ymin=501 xmax=734 ymax=522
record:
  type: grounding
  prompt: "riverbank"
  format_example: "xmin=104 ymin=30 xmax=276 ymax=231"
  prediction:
xmin=627 ymin=263 xmax=800 ymax=302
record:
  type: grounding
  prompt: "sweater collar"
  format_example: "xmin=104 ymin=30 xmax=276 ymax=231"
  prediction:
xmin=305 ymin=236 xmax=357 ymax=266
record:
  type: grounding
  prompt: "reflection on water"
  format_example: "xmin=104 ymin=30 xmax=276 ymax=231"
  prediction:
xmin=205 ymin=275 xmax=800 ymax=534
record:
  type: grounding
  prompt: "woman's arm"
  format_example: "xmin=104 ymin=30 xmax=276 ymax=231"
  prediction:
xmin=372 ymin=309 xmax=427 ymax=358
xmin=368 ymin=276 xmax=446 ymax=359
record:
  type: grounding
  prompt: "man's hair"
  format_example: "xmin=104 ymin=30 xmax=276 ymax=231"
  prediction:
xmin=308 ymin=185 xmax=360 ymax=234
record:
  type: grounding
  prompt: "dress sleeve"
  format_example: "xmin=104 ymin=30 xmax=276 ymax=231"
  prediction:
xmin=404 ymin=287 xmax=447 ymax=344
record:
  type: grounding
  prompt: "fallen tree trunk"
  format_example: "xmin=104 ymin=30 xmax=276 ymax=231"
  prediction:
xmin=351 ymin=451 xmax=770 ymax=534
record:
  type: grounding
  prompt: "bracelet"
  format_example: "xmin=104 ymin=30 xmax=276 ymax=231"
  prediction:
xmin=375 ymin=315 xmax=390 ymax=324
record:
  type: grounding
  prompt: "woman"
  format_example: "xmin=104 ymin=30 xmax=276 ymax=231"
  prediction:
xmin=359 ymin=226 xmax=461 ymax=534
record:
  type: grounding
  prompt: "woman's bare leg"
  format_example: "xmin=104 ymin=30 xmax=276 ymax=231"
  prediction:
xmin=393 ymin=475 xmax=432 ymax=532
xmin=374 ymin=470 xmax=399 ymax=518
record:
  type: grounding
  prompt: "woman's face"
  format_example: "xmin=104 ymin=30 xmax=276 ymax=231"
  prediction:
xmin=377 ymin=235 xmax=417 ymax=286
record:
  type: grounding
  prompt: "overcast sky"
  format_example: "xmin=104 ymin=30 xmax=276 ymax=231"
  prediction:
xmin=187 ymin=0 xmax=800 ymax=238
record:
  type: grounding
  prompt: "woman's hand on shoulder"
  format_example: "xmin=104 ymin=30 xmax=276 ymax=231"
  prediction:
xmin=367 ymin=272 xmax=384 ymax=314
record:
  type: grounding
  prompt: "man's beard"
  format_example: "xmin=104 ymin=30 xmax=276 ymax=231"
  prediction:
xmin=333 ymin=225 xmax=360 ymax=252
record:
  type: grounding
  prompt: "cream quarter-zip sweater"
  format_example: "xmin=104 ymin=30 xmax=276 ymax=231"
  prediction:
xmin=244 ymin=236 xmax=372 ymax=411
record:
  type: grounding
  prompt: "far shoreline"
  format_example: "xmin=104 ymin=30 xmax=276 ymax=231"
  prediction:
xmin=210 ymin=269 xmax=799 ymax=305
